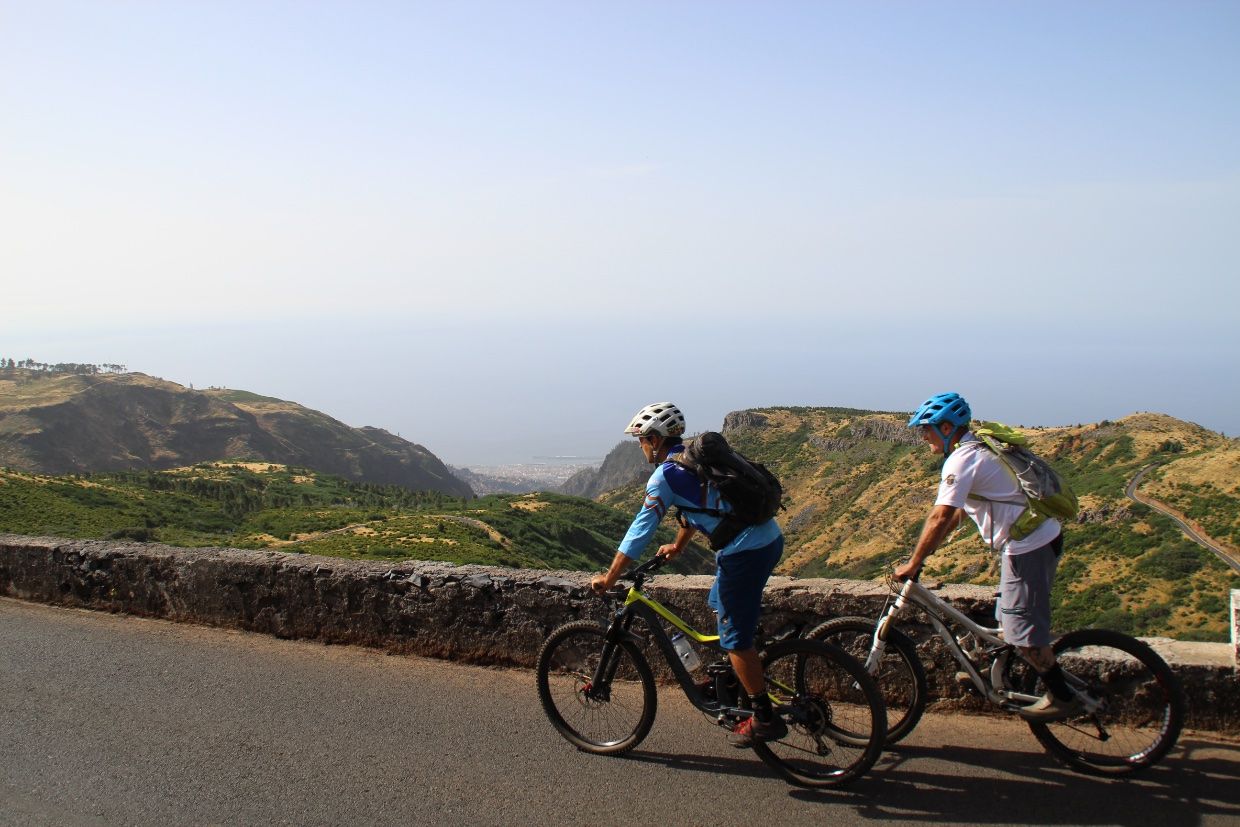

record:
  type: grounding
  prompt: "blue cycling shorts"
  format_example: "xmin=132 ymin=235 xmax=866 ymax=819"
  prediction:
xmin=707 ymin=536 xmax=784 ymax=651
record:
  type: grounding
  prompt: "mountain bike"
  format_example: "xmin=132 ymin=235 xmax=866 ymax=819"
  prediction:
xmin=536 ymin=556 xmax=887 ymax=788
xmin=806 ymin=572 xmax=1185 ymax=776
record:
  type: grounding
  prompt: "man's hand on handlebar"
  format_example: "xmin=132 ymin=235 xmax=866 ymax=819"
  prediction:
xmin=593 ymin=551 xmax=633 ymax=595
xmin=655 ymin=543 xmax=681 ymax=561
xmin=893 ymin=558 xmax=922 ymax=582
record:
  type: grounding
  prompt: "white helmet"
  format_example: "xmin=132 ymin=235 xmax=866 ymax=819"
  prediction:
xmin=624 ymin=402 xmax=686 ymax=437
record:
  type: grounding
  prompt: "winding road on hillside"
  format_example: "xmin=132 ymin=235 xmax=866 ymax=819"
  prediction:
xmin=1126 ymin=466 xmax=1240 ymax=574
xmin=3 ymin=598 xmax=1239 ymax=826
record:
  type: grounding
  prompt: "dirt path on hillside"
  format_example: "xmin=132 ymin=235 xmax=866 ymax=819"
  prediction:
xmin=1127 ymin=465 xmax=1240 ymax=574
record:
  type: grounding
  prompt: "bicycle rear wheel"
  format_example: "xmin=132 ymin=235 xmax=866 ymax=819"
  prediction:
xmin=806 ymin=616 xmax=928 ymax=744
xmin=751 ymin=638 xmax=887 ymax=788
xmin=1025 ymin=628 xmax=1184 ymax=776
xmin=536 ymin=620 xmax=657 ymax=755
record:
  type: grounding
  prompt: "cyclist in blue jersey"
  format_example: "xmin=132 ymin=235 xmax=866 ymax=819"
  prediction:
xmin=590 ymin=402 xmax=787 ymax=746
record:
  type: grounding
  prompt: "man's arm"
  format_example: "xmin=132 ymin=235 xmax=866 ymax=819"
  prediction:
xmin=591 ymin=551 xmax=633 ymax=594
xmin=894 ymin=504 xmax=963 ymax=580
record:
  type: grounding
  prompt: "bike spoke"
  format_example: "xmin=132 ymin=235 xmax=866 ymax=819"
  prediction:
xmin=1026 ymin=629 xmax=1183 ymax=775
xmin=749 ymin=639 xmax=885 ymax=788
xmin=537 ymin=621 xmax=657 ymax=755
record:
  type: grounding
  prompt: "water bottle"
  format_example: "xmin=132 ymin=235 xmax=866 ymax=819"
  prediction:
xmin=671 ymin=633 xmax=701 ymax=672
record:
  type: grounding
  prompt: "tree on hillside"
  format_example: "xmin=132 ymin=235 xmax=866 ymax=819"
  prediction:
xmin=0 ymin=359 xmax=127 ymax=375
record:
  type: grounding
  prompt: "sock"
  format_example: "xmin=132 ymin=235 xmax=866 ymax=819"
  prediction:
xmin=1039 ymin=664 xmax=1075 ymax=701
xmin=749 ymin=692 xmax=773 ymax=722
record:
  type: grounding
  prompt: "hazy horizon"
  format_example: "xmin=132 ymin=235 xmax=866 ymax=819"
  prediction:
xmin=4 ymin=2 xmax=1237 ymax=465
xmin=6 ymin=309 xmax=1236 ymax=466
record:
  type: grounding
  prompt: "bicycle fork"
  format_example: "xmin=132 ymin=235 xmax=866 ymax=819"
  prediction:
xmin=584 ymin=609 xmax=637 ymax=702
xmin=863 ymin=594 xmax=908 ymax=675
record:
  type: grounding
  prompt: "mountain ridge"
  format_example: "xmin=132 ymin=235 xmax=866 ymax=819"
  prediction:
xmin=0 ymin=368 xmax=472 ymax=498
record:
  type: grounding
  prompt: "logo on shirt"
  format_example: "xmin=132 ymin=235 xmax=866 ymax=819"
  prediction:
xmin=944 ymin=474 xmax=957 ymax=486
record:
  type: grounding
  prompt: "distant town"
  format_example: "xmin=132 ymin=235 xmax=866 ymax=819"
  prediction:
xmin=449 ymin=460 xmax=601 ymax=495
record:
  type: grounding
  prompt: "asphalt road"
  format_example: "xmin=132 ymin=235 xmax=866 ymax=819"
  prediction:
xmin=3 ymin=597 xmax=1239 ymax=827
xmin=1126 ymin=465 xmax=1240 ymax=574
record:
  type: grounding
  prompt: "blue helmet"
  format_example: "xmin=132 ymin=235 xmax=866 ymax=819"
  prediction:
xmin=908 ymin=392 xmax=972 ymax=428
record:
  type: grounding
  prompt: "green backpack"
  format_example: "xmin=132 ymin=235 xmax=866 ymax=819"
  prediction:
xmin=967 ymin=421 xmax=1079 ymax=541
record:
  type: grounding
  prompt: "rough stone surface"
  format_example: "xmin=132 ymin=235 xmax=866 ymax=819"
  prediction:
xmin=722 ymin=410 xmax=769 ymax=432
xmin=1233 ymin=589 xmax=1240 ymax=668
xmin=808 ymin=416 xmax=921 ymax=452
xmin=2 ymin=534 xmax=1236 ymax=732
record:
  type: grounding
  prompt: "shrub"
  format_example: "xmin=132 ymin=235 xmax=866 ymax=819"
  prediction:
xmin=108 ymin=527 xmax=156 ymax=542
xmin=1136 ymin=545 xmax=1207 ymax=580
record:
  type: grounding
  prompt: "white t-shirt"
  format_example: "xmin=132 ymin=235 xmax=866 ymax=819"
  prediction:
xmin=935 ymin=433 xmax=1061 ymax=555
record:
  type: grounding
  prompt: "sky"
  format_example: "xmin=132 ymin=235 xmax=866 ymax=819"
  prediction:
xmin=3 ymin=1 xmax=1238 ymax=465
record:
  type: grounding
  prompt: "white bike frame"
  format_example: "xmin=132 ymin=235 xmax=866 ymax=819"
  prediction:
xmin=868 ymin=578 xmax=1043 ymax=709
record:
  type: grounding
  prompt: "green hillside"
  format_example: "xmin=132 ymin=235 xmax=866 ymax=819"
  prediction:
xmin=0 ymin=368 xmax=473 ymax=497
xmin=718 ymin=408 xmax=1240 ymax=641
xmin=0 ymin=463 xmax=712 ymax=575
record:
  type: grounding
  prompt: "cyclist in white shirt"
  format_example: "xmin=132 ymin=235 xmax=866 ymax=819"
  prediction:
xmin=894 ymin=392 xmax=1080 ymax=721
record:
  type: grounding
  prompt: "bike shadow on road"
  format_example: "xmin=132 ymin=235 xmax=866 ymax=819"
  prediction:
xmin=619 ymin=748 xmax=775 ymax=781
xmin=615 ymin=737 xmax=1240 ymax=821
xmin=797 ymin=736 xmax=1240 ymax=824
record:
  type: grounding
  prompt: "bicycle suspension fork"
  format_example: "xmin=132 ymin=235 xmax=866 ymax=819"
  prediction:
xmin=864 ymin=587 xmax=912 ymax=674
xmin=587 ymin=606 xmax=638 ymax=699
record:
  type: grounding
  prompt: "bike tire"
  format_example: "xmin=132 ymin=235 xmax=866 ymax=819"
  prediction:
xmin=1025 ymin=628 xmax=1184 ymax=776
xmin=535 ymin=620 xmax=657 ymax=755
xmin=750 ymin=638 xmax=887 ymax=788
xmin=806 ymin=616 xmax=928 ymax=745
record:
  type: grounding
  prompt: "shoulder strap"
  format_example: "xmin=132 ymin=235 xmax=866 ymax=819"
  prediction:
xmin=967 ymin=433 xmax=1029 ymax=507
xmin=667 ymin=457 xmax=721 ymax=517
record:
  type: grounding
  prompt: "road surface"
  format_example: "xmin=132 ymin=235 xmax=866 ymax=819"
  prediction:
xmin=2 ymin=598 xmax=1238 ymax=826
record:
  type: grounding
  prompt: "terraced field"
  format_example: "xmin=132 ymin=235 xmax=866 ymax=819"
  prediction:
xmin=0 ymin=463 xmax=712 ymax=575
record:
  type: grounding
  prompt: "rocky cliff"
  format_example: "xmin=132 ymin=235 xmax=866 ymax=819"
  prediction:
xmin=558 ymin=440 xmax=647 ymax=498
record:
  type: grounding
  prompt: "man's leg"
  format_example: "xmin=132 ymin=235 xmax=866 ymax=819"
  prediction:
xmin=707 ymin=560 xmax=768 ymax=694
xmin=730 ymin=647 xmax=765 ymax=696
xmin=999 ymin=543 xmax=1056 ymax=655
xmin=1002 ymin=540 xmax=1077 ymax=717
xmin=711 ymin=537 xmax=784 ymax=745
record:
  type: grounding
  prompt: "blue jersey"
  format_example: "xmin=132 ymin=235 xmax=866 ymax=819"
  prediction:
xmin=617 ymin=445 xmax=782 ymax=559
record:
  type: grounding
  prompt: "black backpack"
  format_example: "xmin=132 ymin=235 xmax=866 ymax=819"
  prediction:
xmin=672 ymin=431 xmax=783 ymax=551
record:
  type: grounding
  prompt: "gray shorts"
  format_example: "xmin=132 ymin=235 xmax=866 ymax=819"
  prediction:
xmin=996 ymin=536 xmax=1061 ymax=648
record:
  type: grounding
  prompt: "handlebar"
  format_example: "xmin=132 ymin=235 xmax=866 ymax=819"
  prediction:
xmin=886 ymin=557 xmax=921 ymax=591
xmin=606 ymin=555 xmax=667 ymax=596
xmin=625 ymin=554 xmax=667 ymax=583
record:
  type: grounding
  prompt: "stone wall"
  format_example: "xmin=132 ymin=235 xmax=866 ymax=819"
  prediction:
xmin=1233 ymin=589 xmax=1240 ymax=665
xmin=2 ymin=534 xmax=1236 ymax=733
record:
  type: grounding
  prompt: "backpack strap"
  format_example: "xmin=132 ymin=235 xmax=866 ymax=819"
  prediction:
xmin=675 ymin=504 xmax=725 ymax=518
xmin=670 ymin=458 xmax=725 ymax=519
xmin=969 ymin=433 xmax=1034 ymax=507
xmin=967 ymin=432 xmax=1047 ymax=547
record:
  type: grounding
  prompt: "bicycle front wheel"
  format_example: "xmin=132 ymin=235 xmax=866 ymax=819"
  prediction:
xmin=751 ymin=638 xmax=887 ymax=788
xmin=1026 ymin=628 xmax=1184 ymax=776
xmin=807 ymin=616 xmax=928 ymax=744
xmin=535 ymin=620 xmax=657 ymax=755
